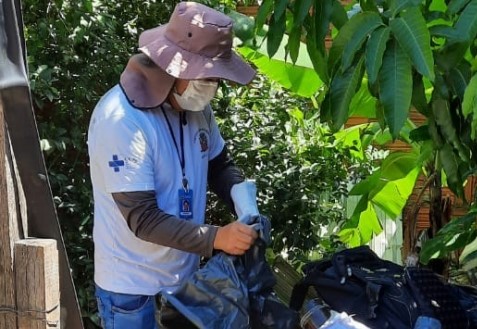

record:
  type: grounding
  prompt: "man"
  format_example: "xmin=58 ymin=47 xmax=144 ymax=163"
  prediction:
xmin=88 ymin=2 xmax=261 ymax=328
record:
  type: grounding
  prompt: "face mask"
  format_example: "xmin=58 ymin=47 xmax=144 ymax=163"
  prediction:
xmin=173 ymin=80 xmax=218 ymax=112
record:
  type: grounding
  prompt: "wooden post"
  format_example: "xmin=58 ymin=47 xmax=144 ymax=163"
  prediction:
xmin=0 ymin=98 xmax=17 ymax=328
xmin=15 ymin=239 xmax=60 ymax=329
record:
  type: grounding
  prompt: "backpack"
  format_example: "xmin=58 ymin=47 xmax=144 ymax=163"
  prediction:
xmin=289 ymin=246 xmax=470 ymax=329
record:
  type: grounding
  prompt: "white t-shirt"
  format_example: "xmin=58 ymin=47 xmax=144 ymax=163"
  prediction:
xmin=88 ymin=85 xmax=225 ymax=295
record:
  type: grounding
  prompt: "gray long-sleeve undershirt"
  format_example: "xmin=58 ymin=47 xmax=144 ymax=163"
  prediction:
xmin=112 ymin=145 xmax=245 ymax=257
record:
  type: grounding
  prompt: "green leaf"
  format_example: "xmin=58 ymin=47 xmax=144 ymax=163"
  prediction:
xmin=420 ymin=211 xmax=475 ymax=264
xmin=267 ymin=11 xmax=286 ymax=58
xmin=462 ymin=74 xmax=477 ymax=139
xmin=255 ymin=0 xmax=274 ymax=32
xmin=341 ymin=14 xmax=383 ymax=71
xmin=388 ymin=0 xmax=415 ymax=17
xmin=313 ymin=0 xmax=334 ymax=54
xmin=358 ymin=202 xmax=383 ymax=243
xmin=274 ymin=0 xmax=288 ymax=19
xmin=439 ymin=143 xmax=464 ymax=198
xmin=366 ymin=26 xmax=391 ymax=84
xmin=360 ymin=0 xmax=379 ymax=12
xmin=305 ymin=16 xmax=329 ymax=83
xmin=372 ymin=166 xmax=420 ymax=218
xmin=349 ymin=171 xmax=381 ymax=195
xmin=288 ymin=25 xmax=301 ymax=63
xmin=323 ymin=56 xmax=365 ymax=131
xmin=432 ymin=98 xmax=470 ymax=162
xmin=390 ymin=7 xmax=435 ymax=81
xmin=328 ymin=12 xmax=382 ymax=75
xmin=239 ymin=46 xmax=323 ymax=97
xmin=447 ymin=0 xmax=471 ymax=14
xmin=428 ymin=114 xmax=444 ymax=149
xmin=293 ymin=0 xmax=314 ymax=27
xmin=454 ymin=0 xmax=477 ymax=41
xmin=411 ymin=73 xmax=428 ymax=114
xmin=446 ymin=61 xmax=472 ymax=101
xmin=378 ymin=39 xmax=413 ymax=139
xmin=330 ymin=0 xmax=348 ymax=29
xmin=380 ymin=151 xmax=419 ymax=181
xmin=435 ymin=41 xmax=469 ymax=72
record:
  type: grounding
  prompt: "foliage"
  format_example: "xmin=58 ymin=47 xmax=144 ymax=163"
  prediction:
xmin=251 ymin=0 xmax=477 ymax=268
xmin=209 ymin=75 xmax=364 ymax=263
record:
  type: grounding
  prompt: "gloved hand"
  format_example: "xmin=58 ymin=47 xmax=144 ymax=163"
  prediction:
xmin=230 ymin=179 xmax=260 ymax=224
xmin=231 ymin=180 xmax=271 ymax=245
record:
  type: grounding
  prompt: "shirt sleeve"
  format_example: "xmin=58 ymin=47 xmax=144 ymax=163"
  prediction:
xmin=112 ymin=191 xmax=219 ymax=257
xmin=92 ymin=115 xmax=156 ymax=193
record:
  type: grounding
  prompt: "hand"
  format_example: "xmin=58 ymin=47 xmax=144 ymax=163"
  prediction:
xmin=213 ymin=221 xmax=258 ymax=255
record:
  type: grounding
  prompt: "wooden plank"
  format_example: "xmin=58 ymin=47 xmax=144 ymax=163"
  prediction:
xmin=0 ymin=98 xmax=16 ymax=329
xmin=15 ymin=239 xmax=60 ymax=329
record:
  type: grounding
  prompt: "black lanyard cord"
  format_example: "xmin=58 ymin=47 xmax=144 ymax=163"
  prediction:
xmin=161 ymin=107 xmax=188 ymax=190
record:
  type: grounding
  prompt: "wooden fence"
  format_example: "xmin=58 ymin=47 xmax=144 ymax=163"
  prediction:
xmin=1 ymin=100 xmax=61 ymax=328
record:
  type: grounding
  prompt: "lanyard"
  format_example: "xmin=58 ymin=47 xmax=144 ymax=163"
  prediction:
xmin=161 ymin=107 xmax=189 ymax=191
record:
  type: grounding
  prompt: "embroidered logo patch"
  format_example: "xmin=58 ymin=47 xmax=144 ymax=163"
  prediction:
xmin=108 ymin=155 xmax=125 ymax=172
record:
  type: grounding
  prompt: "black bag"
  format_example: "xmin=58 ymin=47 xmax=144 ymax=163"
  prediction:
xmin=289 ymin=246 xmax=470 ymax=329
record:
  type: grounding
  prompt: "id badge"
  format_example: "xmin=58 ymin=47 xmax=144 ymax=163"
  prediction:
xmin=178 ymin=188 xmax=193 ymax=219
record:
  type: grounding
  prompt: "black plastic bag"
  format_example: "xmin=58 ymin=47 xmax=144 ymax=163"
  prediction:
xmin=163 ymin=216 xmax=299 ymax=329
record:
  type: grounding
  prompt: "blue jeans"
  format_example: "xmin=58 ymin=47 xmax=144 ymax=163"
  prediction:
xmin=95 ymin=284 xmax=158 ymax=329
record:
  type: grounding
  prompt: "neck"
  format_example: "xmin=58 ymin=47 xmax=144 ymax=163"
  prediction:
xmin=166 ymin=92 xmax=184 ymax=112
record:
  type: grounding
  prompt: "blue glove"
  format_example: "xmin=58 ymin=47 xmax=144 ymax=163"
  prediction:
xmin=230 ymin=179 xmax=260 ymax=224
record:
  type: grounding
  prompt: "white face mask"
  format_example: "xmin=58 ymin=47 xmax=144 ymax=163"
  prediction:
xmin=173 ymin=80 xmax=218 ymax=112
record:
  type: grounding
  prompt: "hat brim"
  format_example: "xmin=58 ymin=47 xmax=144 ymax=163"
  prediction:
xmin=139 ymin=25 xmax=256 ymax=85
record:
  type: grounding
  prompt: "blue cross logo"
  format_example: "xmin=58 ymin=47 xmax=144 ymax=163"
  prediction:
xmin=109 ymin=155 xmax=125 ymax=172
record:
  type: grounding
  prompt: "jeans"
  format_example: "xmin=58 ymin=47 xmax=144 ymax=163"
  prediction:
xmin=95 ymin=284 xmax=158 ymax=329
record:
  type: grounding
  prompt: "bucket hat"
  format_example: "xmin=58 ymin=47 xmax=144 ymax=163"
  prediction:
xmin=120 ymin=1 xmax=256 ymax=109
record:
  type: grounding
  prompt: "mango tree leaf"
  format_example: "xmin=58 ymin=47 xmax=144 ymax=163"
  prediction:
xmin=313 ymin=0 xmax=334 ymax=55
xmin=453 ymin=0 xmax=477 ymax=41
xmin=274 ymin=0 xmax=288 ymax=19
xmin=390 ymin=7 xmax=435 ymax=81
xmin=378 ymin=39 xmax=413 ymax=139
xmin=447 ymin=0 xmax=471 ymax=14
xmin=432 ymin=98 xmax=470 ymax=162
xmin=420 ymin=212 xmax=476 ymax=264
xmin=293 ymin=0 xmax=314 ymax=27
xmin=462 ymin=73 xmax=477 ymax=139
xmin=427 ymin=114 xmax=444 ymax=149
xmin=341 ymin=13 xmax=383 ymax=71
xmin=288 ymin=25 xmax=301 ymax=63
xmin=435 ymin=41 xmax=469 ymax=72
xmin=305 ymin=18 xmax=329 ymax=83
xmin=366 ymin=26 xmax=391 ymax=85
xmin=360 ymin=0 xmax=379 ymax=12
xmin=323 ymin=56 xmax=365 ymax=131
xmin=328 ymin=12 xmax=382 ymax=76
xmin=255 ymin=0 xmax=274 ymax=32
xmin=411 ymin=73 xmax=428 ymax=114
xmin=267 ymin=11 xmax=286 ymax=58
xmin=330 ymin=0 xmax=349 ymax=29
xmin=439 ymin=143 xmax=464 ymax=198
xmin=446 ymin=61 xmax=471 ymax=101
